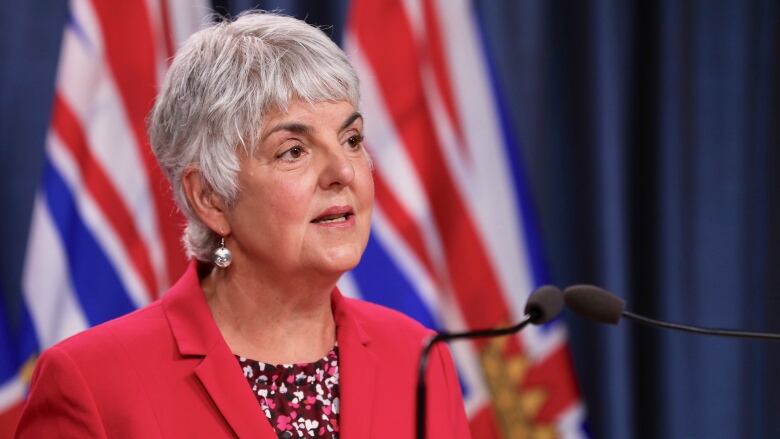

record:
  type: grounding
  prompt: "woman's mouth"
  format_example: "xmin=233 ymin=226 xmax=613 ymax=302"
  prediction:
xmin=312 ymin=213 xmax=352 ymax=224
xmin=311 ymin=206 xmax=355 ymax=224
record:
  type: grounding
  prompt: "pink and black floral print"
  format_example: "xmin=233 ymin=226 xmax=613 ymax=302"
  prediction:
xmin=237 ymin=346 xmax=340 ymax=438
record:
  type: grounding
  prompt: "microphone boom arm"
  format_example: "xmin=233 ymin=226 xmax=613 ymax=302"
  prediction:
xmin=622 ymin=310 xmax=780 ymax=341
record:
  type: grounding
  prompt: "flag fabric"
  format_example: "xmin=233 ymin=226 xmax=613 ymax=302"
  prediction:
xmin=0 ymin=0 xmax=208 ymax=433
xmin=341 ymin=0 xmax=587 ymax=437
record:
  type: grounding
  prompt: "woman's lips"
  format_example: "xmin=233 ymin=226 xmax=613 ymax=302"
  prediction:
xmin=311 ymin=205 xmax=355 ymax=226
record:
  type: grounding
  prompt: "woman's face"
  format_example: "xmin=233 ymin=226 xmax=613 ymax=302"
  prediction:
xmin=225 ymin=100 xmax=374 ymax=279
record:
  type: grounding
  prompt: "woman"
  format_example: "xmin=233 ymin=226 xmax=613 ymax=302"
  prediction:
xmin=16 ymin=11 xmax=469 ymax=439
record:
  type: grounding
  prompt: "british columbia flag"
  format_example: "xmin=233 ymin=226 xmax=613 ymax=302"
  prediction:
xmin=0 ymin=1 xmax=586 ymax=437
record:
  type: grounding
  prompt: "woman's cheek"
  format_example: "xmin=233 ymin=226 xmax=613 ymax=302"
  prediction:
xmin=270 ymin=180 xmax=313 ymax=221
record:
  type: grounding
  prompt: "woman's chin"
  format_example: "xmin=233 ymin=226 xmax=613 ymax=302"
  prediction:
xmin=313 ymin=247 xmax=364 ymax=274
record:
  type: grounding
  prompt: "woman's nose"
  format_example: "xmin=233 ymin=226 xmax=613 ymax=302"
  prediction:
xmin=319 ymin=147 xmax=355 ymax=189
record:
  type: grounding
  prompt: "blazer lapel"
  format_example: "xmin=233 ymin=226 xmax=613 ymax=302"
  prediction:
xmin=163 ymin=262 xmax=275 ymax=439
xmin=333 ymin=290 xmax=378 ymax=438
xmin=195 ymin=343 xmax=276 ymax=438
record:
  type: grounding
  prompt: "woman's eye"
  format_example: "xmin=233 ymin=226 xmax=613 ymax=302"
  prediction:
xmin=278 ymin=145 xmax=305 ymax=161
xmin=346 ymin=134 xmax=364 ymax=150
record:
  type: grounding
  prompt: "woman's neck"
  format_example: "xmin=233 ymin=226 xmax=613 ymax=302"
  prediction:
xmin=201 ymin=262 xmax=338 ymax=365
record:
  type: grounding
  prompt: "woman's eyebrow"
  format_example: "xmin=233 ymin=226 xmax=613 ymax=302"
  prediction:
xmin=262 ymin=122 xmax=311 ymax=141
xmin=262 ymin=112 xmax=362 ymax=141
xmin=339 ymin=112 xmax=362 ymax=132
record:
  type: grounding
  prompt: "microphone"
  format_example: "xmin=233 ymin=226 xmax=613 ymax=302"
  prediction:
xmin=564 ymin=284 xmax=780 ymax=340
xmin=415 ymin=285 xmax=564 ymax=439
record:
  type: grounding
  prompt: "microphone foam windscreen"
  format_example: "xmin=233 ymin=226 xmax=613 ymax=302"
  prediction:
xmin=524 ymin=285 xmax=564 ymax=324
xmin=564 ymin=285 xmax=625 ymax=325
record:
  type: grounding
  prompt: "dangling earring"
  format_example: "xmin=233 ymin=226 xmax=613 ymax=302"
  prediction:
xmin=212 ymin=236 xmax=232 ymax=268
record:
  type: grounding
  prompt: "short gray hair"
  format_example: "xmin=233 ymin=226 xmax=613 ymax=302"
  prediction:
xmin=148 ymin=11 xmax=360 ymax=262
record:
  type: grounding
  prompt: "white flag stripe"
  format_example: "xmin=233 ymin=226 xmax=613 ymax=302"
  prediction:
xmin=70 ymin=0 xmax=104 ymax=55
xmin=55 ymin=28 xmax=100 ymax=112
xmin=165 ymin=0 xmax=211 ymax=49
xmin=0 ymin=376 xmax=26 ymax=412
xmin=48 ymin=133 xmax=151 ymax=310
xmin=22 ymin=196 xmax=89 ymax=350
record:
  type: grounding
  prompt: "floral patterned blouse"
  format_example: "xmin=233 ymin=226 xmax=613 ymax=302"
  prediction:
xmin=237 ymin=346 xmax=340 ymax=438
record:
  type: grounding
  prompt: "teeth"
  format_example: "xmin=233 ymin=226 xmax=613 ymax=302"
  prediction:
xmin=317 ymin=215 xmax=347 ymax=224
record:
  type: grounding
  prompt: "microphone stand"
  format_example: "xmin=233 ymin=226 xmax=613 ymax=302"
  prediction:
xmin=415 ymin=311 xmax=538 ymax=439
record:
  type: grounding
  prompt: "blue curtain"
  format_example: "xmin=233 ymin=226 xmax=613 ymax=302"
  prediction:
xmin=0 ymin=0 xmax=66 ymax=327
xmin=476 ymin=1 xmax=780 ymax=438
xmin=2 ymin=1 xmax=778 ymax=437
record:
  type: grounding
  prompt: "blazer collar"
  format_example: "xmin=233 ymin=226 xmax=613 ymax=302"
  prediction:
xmin=162 ymin=261 xmax=220 ymax=356
xmin=162 ymin=261 xmax=379 ymax=437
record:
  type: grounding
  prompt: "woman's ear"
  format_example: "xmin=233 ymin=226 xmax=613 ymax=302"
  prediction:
xmin=181 ymin=167 xmax=231 ymax=236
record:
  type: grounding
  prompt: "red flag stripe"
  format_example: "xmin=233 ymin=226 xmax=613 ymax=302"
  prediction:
xmin=523 ymin=345 xmax=582 ymax=423
xmin=351 ymin=0 xmax=508 ymax=329
xmin=468 ymin=407 xmax=503 ymax=439
xmin=52 ymin=93 xmax=158 ymax=299
xmin=89 ymin=0 xmax=186 ymax=286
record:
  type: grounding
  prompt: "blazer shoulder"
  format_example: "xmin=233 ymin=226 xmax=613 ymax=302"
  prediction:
xmin=50 ymin=300 xmax=169 ymax=359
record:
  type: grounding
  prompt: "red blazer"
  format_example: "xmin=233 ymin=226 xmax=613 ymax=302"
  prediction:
xmin=15 ymin=263 xmax=470 ymax=438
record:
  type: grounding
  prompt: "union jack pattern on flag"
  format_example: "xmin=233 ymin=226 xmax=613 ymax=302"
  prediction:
xmin=0 ymin=1 xmax=586 ymax=437
xmin=0 ymin=0 xmax=208 ymax=434
xmin=341 ymin=0 xmax=586 ymax=437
